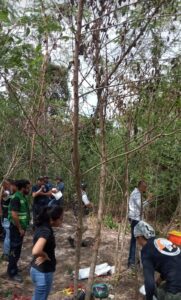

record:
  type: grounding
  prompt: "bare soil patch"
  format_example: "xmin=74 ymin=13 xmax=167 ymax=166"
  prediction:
xmin=0 ymin=211 xmax=144 ymax=300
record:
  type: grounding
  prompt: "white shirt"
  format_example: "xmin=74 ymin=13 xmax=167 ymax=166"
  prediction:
xmin=128 ymin=187 xmax=149 ymax=221
xmin=82 ymin=191 xmax=90 ymax=206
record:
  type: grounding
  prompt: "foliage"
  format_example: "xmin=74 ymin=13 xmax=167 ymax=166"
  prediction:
xmin=0 ymin=0 xmax=180 ymax=223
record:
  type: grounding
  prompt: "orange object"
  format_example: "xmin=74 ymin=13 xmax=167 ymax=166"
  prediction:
xmin=168 ymin=231 xmax=181 ymax=246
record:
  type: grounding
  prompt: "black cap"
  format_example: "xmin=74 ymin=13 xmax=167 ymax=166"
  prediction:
xmin=37 ymin=176 xmax=44 ymax=181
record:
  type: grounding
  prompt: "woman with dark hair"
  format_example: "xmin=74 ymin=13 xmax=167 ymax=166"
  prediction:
xmin=30 ymin=205 xmax=63 ymax=300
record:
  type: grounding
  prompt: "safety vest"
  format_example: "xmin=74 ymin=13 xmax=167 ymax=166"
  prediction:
xmin=8 ymin=191 xmax=30 ymax=230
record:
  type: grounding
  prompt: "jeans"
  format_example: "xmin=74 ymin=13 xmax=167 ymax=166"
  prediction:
xmin=48 ymin=196 xmax=64 ymax=208
xmin=2 ymin=218 xmax=10 ymax=255
xmin=7 ymin=223 xmax=24 ymax=277
xmin=30 ymin=267 xmax=53 ymax=300
xmin=128 ymin=219 xmax=139 ymax=267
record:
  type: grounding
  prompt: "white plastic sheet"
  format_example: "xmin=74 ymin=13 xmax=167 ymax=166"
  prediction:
xmin=78 ymin=263 xmax=114 ymax=280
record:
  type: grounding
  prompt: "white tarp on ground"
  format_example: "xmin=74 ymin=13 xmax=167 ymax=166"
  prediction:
xmin=78 ymin=263 xmax=115 ymax=280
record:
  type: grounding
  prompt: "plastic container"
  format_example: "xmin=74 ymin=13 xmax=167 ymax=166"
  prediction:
xmin=168 ymin=231 xmax=181 ymax=246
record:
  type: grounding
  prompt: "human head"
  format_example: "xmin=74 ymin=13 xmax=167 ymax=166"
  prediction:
xmin=36 ymin=206 xmax=63 ymax=227
xmin=134 ymin=221 xmax=155 ymax=247
xmin=15 ymin=179 xmax=30 ymax=195
xmin=55 ymin=176 xmax=63 ymax=183
xmin=80 ymin=182 xmax=87 ymax=191
xmin=9 ymin=179 xmax=17 ymax=193
xmin=37 ymin=176 xmax=45 ymax=186
xmin=43 ymin=176 xmax=49 ymax=184
xmin=138 ymin=180 xmax=147 ymax=193
xmin=2 ymin=179 xmax=11 ymax=191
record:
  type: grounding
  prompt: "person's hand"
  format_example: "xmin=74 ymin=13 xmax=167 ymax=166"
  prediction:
xmin=147 ymin=193 xmax=153 ymax=201
xmin=35 ymin=254 xmax=50 ymax=266
xmin=47 ymin=190 xmax=53 ymax=196
xmin=19 ymin=228 xmax=25 ymax=236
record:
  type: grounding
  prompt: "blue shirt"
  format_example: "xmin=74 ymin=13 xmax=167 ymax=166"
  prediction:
xmin=56 ymin=182 xmax=65 ymax=193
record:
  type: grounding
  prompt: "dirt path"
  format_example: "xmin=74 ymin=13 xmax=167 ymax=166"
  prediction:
xmin=0 ymin=211 xmax=143 ymax=300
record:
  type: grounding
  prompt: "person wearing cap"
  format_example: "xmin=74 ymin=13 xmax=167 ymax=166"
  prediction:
xmin=32 ymin=177 xmax=52 ymax=225
xmin=128 ymin=180 xmax=152 ymax=268
xmin=44 ymin=176 xmax=53 ymax=191
xmin=68 ymin=183 xmax=92 ymax=248
xmin=134 ymin=221 xmax=181 ymax=300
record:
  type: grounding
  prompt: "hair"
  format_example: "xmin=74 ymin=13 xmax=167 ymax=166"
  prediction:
xmin=15 ymin=179 xmax=30 ymax=190
xmin=56 ymin=176 xmax=63 ymax=181
xmin=138 ymin=180 xmax=146 ymax=187
xmin=36 ymin=206 xmax=63 ymax=227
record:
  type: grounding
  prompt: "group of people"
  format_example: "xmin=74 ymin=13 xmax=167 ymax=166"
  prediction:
xmin=0 ymin=177 xmax=181 ymax=300
xmin=128 ymin=180 xmax=181 ymax=300
xmin=0 ymin=176 xmax=64 ymax=300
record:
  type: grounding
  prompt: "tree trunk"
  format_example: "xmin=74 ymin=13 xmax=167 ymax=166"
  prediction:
xmin=72 ymin=0 xmax=85 ymax=297
xmin=85 ymin=92 xmax=107 ymax=300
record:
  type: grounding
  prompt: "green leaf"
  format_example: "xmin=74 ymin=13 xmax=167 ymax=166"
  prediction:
xmin=0 ymin=10 xmax=9 ymax=22
xmin=62 ymin=36 xmax=70 ymax=41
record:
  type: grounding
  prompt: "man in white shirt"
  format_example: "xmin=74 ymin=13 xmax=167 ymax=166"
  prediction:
xmin=68 ymin=183 xmax=92 ymax=248
xmin=128 ymin=180 xmax=152 ymax=268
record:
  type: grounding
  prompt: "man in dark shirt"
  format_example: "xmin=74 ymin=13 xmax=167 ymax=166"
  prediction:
xmin=134 ymin=221 xmax=181 ymax=300
xmin=32 ymin=177 xmax=52 ymax=224
xmin=43 ymin=175 xmax=53 ymax=191
xmin=7 ymin=179 xmax=30 ymax=283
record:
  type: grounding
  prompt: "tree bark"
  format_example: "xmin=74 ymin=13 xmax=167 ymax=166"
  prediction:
xmin=72 ymin=0 xmax=85 ymax=297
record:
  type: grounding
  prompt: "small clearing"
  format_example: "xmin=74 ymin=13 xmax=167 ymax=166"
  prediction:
xmin=0 ymin=211 xmax=144 ymax=300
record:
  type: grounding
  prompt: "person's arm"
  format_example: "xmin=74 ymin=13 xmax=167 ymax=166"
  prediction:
xmin=11 ymin=197 xmax=25 ymax=236
xmin=32 ymin=186 xmax=52 ymax=198
xmin=11 ymin=211 xmax=25 ymax=236
xmin=82 ymin=194 xmax=92 ymax=208
xmin=142 ymin=257 xmax=157 ymax=300
xmin=143 ymin=193 xmax=153 ymax=208
xmin=32 ymin=237 xmax=50 ymax=265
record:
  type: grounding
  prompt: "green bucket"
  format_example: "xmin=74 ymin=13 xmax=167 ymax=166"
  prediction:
xmin=92 ymin=283 xmax=109 ymax=299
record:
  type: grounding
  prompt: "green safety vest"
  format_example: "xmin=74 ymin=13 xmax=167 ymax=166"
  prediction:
xmin=8 ymin=191 xmax=30 ymax=230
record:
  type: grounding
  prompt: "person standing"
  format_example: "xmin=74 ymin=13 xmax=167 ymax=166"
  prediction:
xmin=1 ymin=180 xmax=17 ymax=261
xmin=30 ymin=205 xmax=63 ymax=300
xmin=55 ymin=176 xmax=65 ymax=207
xmin=32 ymin=177 xmax=52 ymax=225
xmin=55 ymin=176 xmax=65 ymax=194
xmin=134 ymin=221 xmax=181 ymax=300
xmin=44 ymin=176 xmax=53 ymax=191
xmin=7 ymin=179 xmax=30 ymax=282
xmin=128 ymin=180 xmax=152 ymax=268
xmin=68 ymin=183 xmax=92 ymax=248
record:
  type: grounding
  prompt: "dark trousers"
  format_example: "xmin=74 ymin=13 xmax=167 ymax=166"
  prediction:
xmin=7 ymin=223 xmax=24 ymax=277
xmin=128 ymin=219 xmax=139 ymax=267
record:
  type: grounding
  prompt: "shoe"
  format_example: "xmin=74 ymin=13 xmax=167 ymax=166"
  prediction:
xmin=9 ymin=274 xmax=23 ymax=283
xmin=68 ymin=236 xmax=75 ymax=248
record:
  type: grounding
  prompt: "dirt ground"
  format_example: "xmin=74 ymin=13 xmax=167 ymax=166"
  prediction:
xmin=0 ymin=211 xmax=144 ymax=300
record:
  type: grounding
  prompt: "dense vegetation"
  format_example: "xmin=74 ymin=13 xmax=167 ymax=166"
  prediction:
xmin=0 ymin=0 xmax=180 ymax=223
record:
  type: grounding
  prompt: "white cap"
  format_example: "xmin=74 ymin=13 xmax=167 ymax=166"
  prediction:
xmin=134 ymin=221 xmax=155 ymax=239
